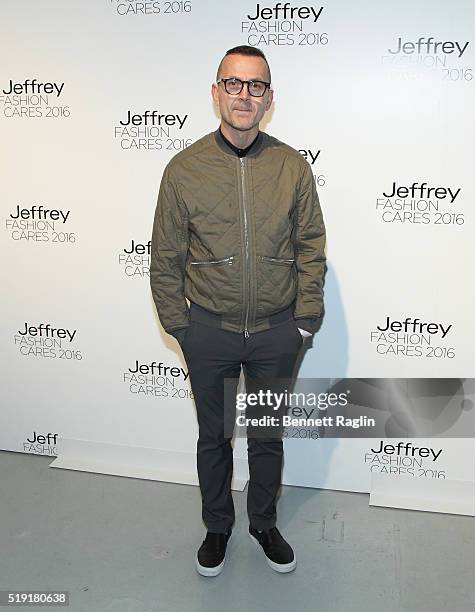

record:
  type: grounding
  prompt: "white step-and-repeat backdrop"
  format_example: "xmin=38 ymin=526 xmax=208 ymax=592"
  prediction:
xmin=2 ymin=1 xmax=474 ymax=499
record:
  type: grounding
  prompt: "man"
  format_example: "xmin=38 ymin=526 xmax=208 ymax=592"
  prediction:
xmin=150 ymin=45 xmax=326 ymax=577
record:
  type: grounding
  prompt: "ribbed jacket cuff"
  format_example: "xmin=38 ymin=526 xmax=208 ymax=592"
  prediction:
xmin=294 ymin=316 xmax=322 ymax=334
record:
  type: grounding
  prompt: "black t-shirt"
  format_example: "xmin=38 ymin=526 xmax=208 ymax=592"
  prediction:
xmin=219 ymin=127 xmax=259 ymax=158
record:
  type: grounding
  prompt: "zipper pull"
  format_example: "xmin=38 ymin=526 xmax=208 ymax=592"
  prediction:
xmin=244 ymin=329 xmax=250 ymax=339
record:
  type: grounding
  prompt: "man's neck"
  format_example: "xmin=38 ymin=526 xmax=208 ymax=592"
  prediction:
xmin=219 ymin=122 xmax=259 ymax=149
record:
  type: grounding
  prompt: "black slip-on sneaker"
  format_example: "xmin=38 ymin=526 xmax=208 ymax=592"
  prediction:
xmin=249 ymin=526 xmax=297 ymax=573
xmin=196 ymin=529 xmax=232 ymax=577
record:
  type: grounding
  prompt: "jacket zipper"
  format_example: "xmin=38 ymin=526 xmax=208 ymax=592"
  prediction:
xmin=190 ymin=256 xmax=234 ymax=266
xmin=240 ymin=157 xmax=250 ymax=339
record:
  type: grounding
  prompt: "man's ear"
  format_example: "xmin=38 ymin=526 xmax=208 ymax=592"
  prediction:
xmin=211 ymin=82 xmax=219 ymax=106
xmin=265 ymin=88 xmax=274 ymax=111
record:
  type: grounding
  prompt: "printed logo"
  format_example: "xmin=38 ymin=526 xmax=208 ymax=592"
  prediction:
xmin=5 ymin=204 xmax=76 ymax=243
xmin=240 ymin=3 xmax=328 ymax=47
xmin=375 ymin=181 xmax=464 ymax=226
xmin=296 ymin=146 xmax=325 ymax=187
xmin=370 ymin=316 xmax=455 ymax=359
xmin=365 ymin=440 xmax=446 ymax=478
xmin=119 ymin=239 xmax=151 ymax=277
xmin=111 ymin=0 xmax=191 ymax=17
xmin=123 ymin=360 xmax=192 ymax=398
xmin=382 ymin=37 xmax=472 ymax=82
xmin=0 ymin=79 xmax=70 ymax=118
xmin=23 ymin=431 xmax=59 ymax=455
xmin=114 ymin=109 xmax=192 ymax=151
xmin=14 ymin=322 xmax=83 ymax=360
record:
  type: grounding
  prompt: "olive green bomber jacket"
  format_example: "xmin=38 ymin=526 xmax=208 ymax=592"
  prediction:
xmin=150 ymin=129 xmax=326 ymax=337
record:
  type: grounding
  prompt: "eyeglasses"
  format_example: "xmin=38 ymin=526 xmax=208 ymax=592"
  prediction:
xmin=217 ymin=77 xmax=271 ymax=97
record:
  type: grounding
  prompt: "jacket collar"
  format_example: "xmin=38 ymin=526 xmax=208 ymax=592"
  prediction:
xmin=214 ymin=127 xmax=265 ymax=158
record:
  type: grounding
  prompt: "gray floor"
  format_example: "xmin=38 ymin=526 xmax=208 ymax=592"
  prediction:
xmin=1 ymin=450 xmax=474 ymax=612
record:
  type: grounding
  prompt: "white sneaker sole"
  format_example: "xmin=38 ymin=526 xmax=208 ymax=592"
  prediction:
xmin=195 ymin=557 xmax=225 ymax=577
xmin=195 ymin=531 xmax=232 ymax=577
xmin=249 ymin=532 xmax=297 ymax=573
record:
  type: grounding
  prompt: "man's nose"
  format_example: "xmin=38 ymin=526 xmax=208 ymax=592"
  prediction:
xmin=238 ymin=83 xmax=251 ymax=100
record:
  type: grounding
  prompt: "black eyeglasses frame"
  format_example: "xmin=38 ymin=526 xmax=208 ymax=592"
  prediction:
xmin=216 ymin=77 xmax=271 ymax=97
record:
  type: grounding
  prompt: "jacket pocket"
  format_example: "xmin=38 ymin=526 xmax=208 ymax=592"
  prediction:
xmin=185 ymin=254 xmax=241 ymax=315
xmin=259 ymin=256 xmax=295 ymax=265
xmin=190 ymin=255 xmax=235 ymax=267
xmin=256 ymin=255 xmax=297 ymax=316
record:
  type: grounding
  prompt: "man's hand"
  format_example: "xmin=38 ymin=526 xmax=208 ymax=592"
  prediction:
xmin=294 ymin=314 xmax=323 ymax=335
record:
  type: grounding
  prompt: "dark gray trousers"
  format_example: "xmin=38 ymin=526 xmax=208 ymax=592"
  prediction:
xmin=180 ymin=318 xmax=303 ymax=533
